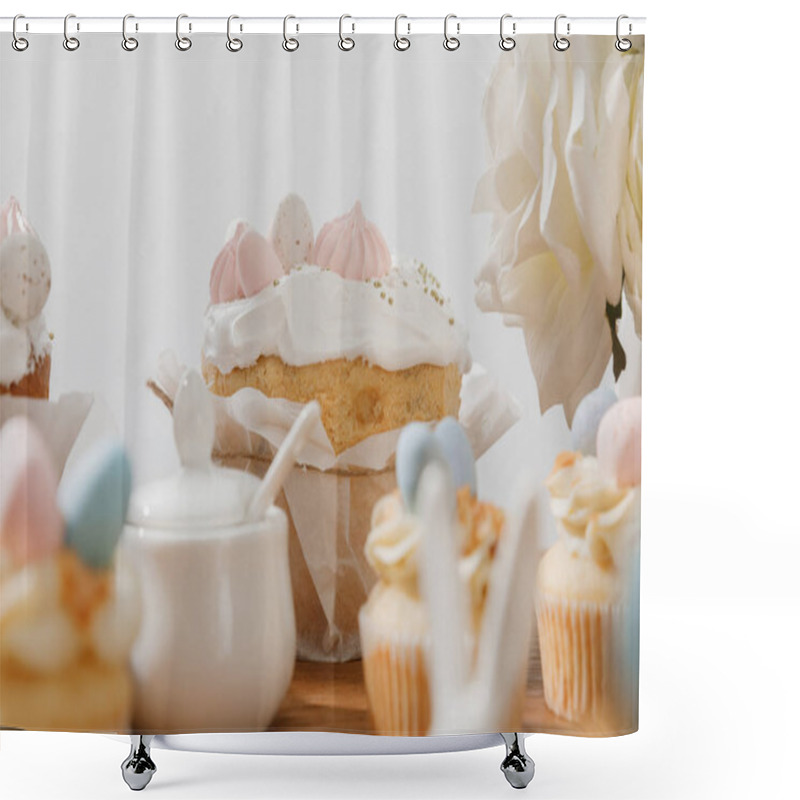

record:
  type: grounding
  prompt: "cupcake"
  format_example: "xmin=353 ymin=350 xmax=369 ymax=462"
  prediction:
xmin=201 ymin=196 xmax=469 ymax=454
xmin=198 ymin=196 xmax=471 ymax=662
xmin=359 ymin=419 xmax=504 ymax=735
xmin=0 ymin=197 xmax=53 ymax=399
xmin=536 ymin=396 xmax=641 ymax=733
xmin=0 ymin=418 xmax=139 ymax=731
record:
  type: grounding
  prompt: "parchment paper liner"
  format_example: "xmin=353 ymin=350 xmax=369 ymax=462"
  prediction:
xmin=150 ymin=351 xmax=521 ymax=662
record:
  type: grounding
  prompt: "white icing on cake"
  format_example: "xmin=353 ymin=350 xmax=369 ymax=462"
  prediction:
xmin=202 ymin=260 xmax=471 ymax=375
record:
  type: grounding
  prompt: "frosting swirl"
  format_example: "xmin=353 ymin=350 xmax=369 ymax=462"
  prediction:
xmin=0 ymin=549 xmax=141 ymax=675
xmin=312 ymin=201 xmax=391 ymax=280
xmin=365 ymin=487 xmax=503 ymax=628
xmin=202 ymin=261 xmax=471 ymax=374
xmin=545 ymin=452 xmax=637 ymax=570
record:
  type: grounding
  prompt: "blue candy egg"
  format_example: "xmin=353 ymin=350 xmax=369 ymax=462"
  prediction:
xmin=571 ymin=386 xmax=618 ymax=455
xmin=58 ymin=441 xmax=132 ymax=570
xmin=396 ymin=422 xmax=442 ymax=510
xmin=434 ymin=417 xmax=477 ymax=495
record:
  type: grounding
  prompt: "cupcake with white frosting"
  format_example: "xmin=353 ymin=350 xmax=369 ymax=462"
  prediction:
xmin=536 ymin=396 xmax=641 ymax=733
xmin=359 ymin=419 xmax=504 ymax=735
xmin=0 ymin=198 xmax=53 ymax=399
xmin=201 ymin=196 xmax=470 ymax=456
xmin=0 ymin=418 xmax=139 ymax=731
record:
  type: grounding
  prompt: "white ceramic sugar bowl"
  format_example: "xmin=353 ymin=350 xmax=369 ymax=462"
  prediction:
xmin=123 ymin=371 xmax=295 ymax=733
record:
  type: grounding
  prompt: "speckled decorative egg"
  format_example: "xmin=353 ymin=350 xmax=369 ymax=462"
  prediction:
xmin=596 ymin=396 xmax=642 ymax=488
xmin=434 ymin=417 xmax=477 ymax=495
xmin=396 ymin=422 xmax=442 ymax=510
xmin=0 ymin=231 xmax=51 ymax=325
xmin=571 ymin=386 xmax=619 ymax=456
xmin=271 ymin=193 xmax=314 ymax=271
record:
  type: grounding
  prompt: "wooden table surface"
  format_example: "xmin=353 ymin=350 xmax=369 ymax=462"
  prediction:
xmin=270 ymin=648 xmax=579 ymax=736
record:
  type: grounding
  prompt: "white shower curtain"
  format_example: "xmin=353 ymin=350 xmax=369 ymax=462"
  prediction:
xmin=0 ymin=29 xmax=643 ymax=738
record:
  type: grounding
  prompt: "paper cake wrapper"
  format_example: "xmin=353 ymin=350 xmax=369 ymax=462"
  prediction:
xmin=535 ymin=594 xmax=638 ymax=734
xmin=150 ymin=352 xmax=521 ymax=662
xmin=359 ymin=606 xmax=432 ymax=736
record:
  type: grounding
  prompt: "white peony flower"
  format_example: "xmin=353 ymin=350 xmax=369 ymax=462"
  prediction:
xmin=474 ymin=37 xmax=644 ymax=424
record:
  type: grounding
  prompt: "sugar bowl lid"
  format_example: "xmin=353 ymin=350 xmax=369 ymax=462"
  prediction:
xmin=127 ymin=370 xmax=260 ymax=529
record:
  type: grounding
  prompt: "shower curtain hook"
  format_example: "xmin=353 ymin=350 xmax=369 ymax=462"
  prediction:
xmin=499 ymin=14 xmax=516 ymax=51
xmin=615 ymin=14 xmax=632 ymax=51
xmin=176 ymin=14 xmax=192 ymax=51
xmin=443 ymin=14 xmax=460 ymax=51
xmin=11 ymin=14 xmax=29 ymax=51
xmin=226 ymin=15 xmax=243 ymax=52
xmin=63 ymin=14 xmax=80 ymax=51
xmin=283 ymin=15 xmax=299 ymax=52
xmin=394 ymin=15 xmax=410 ymax=51
xmin=121 ymin=14 xmax=139 ymax=51
xmin=338 ymin=14 xmax=355 ymax=51
xmin=553 ymin=14 xmax=570 ymax=51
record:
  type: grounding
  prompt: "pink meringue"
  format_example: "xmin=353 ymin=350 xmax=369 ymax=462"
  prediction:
xmin=311 ymin=201 xmax=391 ymax=280
xmin=596 ymin=396 xmax=642 ymax=488
xmin=0 ymin=196 xmax=36 ymax=242
xmin=0 ymin=417 xmax=64 ymax=565
xmin=209 ymin=222 xmax=284 ymax=304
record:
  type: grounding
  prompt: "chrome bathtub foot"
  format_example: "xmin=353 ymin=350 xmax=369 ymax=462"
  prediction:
xmin=500 ymin=733 xmax=534 ymax=790
xmin=121 ymin=735 xmax=156 ymax=791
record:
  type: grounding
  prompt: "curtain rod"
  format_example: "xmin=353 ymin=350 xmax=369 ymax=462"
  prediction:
xmin=1 ymin=16 xmax=646 ymax=37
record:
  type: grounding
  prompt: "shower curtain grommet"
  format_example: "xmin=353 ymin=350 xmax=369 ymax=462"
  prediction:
xmin=338 ymin=15 xmax=355 ymax=51
xmin=394 ymin=15 xmax=411 ymax=51
xmin=499 ymin=14 xmax=516 ymax=51
xmin=553 ymin=14 xmax=571 ymax=51
xmin=616 ymin=14 xmax=633 ymax=51
xmin=443 ymin=14 xmax=460 ymax=51
xmin=121 ymin=14 xmax=139 ymax=51
xmin=63 ymin=14 xmax=80 ymax=52
xmin=175 ymin=14 xmax=192 ymax=51
xmin=11 ymin=14 xmax=29 ymax=51
xmin=225 ymin=15 xmax=243 ymax=52
xmin=282 ymin=15 xmax=299 ymax=52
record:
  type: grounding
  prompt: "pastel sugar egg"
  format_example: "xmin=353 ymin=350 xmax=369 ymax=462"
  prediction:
xmin=271 ymin=193 xmax=315 ymax=271
xmin=434 ymin=417 xmax=477 ymax=495
xmin=0 ymin=231 xmax=52 ymax=325
xmin=571 ymin=386 xmax=619 ymax=456
xmin=396 ymin=422 xmax=443 ymax=510
xmin=209 ymin=223 xmax=283 ymax=304
xmin=58 ymin=441 xmax=132 ymax=570
xmin=596 ymin=396 xmax=642 ymax=488
xmin=0 ymin=417 xmax=63 ymax=564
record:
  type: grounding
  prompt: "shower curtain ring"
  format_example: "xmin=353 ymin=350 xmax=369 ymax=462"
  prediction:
xmin=12 ymin=14 xmax=29 ymax=51
xmin=615 ymin=15 xmax=632 ymax=51
xmin=121 ymin=14 xmax=139 ymax=51
xmin=176 ymin=14 xmax=192 ymax=51
xmin=394 ymin=15 xmax=410 ymax=51
xmin=226 ymin=15 xmax=243 ymax=52
xmin=499 ymin=14 xmax=515 ymax=51
xmin=443 ymin=14 xmax=460 ymax=51
xmin=553 ymin=14 xmax=570 ymax=51
xmin=63 ymin=14 xmax=80 ymax=51
xmin=283 ymin=15 xmax=299 ymax=52
xmin=338 ymin=15 xmax=355 ymax=51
